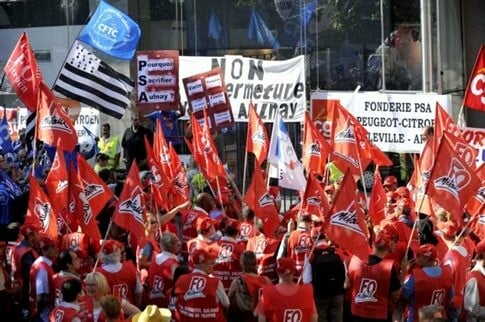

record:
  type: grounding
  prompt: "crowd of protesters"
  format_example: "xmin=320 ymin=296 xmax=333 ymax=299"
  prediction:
xmin=0 ymin=118 xmax=484 ymax=322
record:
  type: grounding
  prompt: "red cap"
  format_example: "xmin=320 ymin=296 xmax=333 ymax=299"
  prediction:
xmin=102 ymin=240 xmax=122 ymax=254
xmin=192 ymin=248 xmax=217 ymax=265
xmin=383 ymin=176 xmax=397 ymax=186
xmin=439 ymin=221 xmax=459 ymax=238
xmin=225 ymin=218 xmax=240 ymax=230
xmin=20 ymin=224 xmax=41 ymax=237
xmin=395 ymin=186 xmax=410 ymax=199
xmin=380 ymin=224 xmax=399 ymax=241
xmin=277 ymin=257 xmax=297 ymax=275
xmin=373 ymin=233 xmax=392 ymax=250
xmin=197 ymin=217 xmax=216 ymax=232
xmin=39 ymin=236 xmax=56 ymax=249
xmin=475 ymin=240 xmax=485 ymax=255
xmin=416 ymin=244 xmax=437 ymax=261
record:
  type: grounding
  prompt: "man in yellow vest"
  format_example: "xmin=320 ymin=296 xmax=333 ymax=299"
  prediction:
xmin=97 ymin=123 xmax=121 ymax=170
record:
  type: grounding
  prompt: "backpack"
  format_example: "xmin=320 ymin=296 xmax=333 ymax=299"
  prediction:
xmin=229 ymin=277 xmax=254 ymax=314
xmin=311 ymin=246 xmax=346 ymax=298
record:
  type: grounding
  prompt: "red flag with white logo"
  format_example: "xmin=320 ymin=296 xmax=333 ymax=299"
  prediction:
xmin=463 ymin=45 xmax=485 ymax=111
xmin=3 ymin=32 xmax=43 ymax=112
xmin=246 ymin=102 xmax=269 ymax=166
xmin=435 ymin=103 xmax=476 ymax=169
xmin=427 ymin=135 xmax=481 ymax=226
xmin=113 ymin=162 xmax=146 ymax=241
xmin=26 ymin=175 xmax=58 ymax=239
xmin=77 ymin=154 xmax=113 ymax=216
xmin=169 ymin=143 xmax=190 ymax=207
xmin=36 ymin=82 xmax=78 ymax=152
xmin=45 ymin=145 xmax=69 ymax=215
xmin=69 ymin=166 xmax=101 ymax=240
xmin=144 ymin=136 xmax=170 ymax=210
xmin=368 ymin=170 xmax=387 ymax=226
xmin=324 ymin=170 xmax=369 ymax=260
xmin=302 ymin=173 xmax=330 ymax=219
xmin=302 ymin=112 xmax=332 ymax=176
xmin=243 ymin=162 xmax=280 ymax=237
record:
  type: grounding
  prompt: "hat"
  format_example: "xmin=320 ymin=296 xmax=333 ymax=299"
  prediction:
xmin=383 ymin=176 xmax=397 ymax=186
xmin=39 ymin=236 xmax=56 ymax=249
xmin=197 ymin=217 xmax=216 ymax=232
xmin=439 ymin=221 xmax=459 ymax=238
xmin=20 ymin=224 xmax=40 ymax=237
xmin=476 ymin=240 xmax=485 ymax=255
xmin=277 ymin=257 xmax=297 ymax=275
xmin=225 ymin=218 xmax=240 ymax=230
xmin=192 ymin=248 xmax=217 ymax=265
xmin=395 ymin=186 xmax=410 ymax=199
xmin=102 ymin=240 xmax=122 ymax=254
xmin=373 ymin=233 xmax=392 ymax=250
xmin=131 ymin=305 xmax=171 ymax=322
xmin=416 ymin=244 xmax=437 ymax=261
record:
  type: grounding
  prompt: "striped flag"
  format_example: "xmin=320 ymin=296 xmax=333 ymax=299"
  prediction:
xmin=53 ymin=40 xmax=134 ymax=119
xmin=25 ymin=110 xmax=36 ymax=151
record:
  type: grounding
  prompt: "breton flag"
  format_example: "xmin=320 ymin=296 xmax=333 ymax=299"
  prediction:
xmin=53 ymin=40 xmax=134 ymax=119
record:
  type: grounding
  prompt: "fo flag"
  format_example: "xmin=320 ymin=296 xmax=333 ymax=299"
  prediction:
xmin=302 ymin=112 xmax=332 ymax=176
xmin=246 ymin=102 xmax=269 ymax=166
xmin=324 ymin=170 xmax=369 ymax=260
xmin=427 ymin=135 xmax=481 ymax=226
xmin=54 ymin=41 xmax=134 ymax=119
xmin=368 ymin=170 xmax=387 ymax=226
xmin=78 ymin=0 xmax=141 ymax=60
xmin=463 ymin=45 xmax=485 ymax=111
xmin=113 ymin=162 xmax=146 ymax=241
xmin=3 ymin=32 xmax=43 ymax=112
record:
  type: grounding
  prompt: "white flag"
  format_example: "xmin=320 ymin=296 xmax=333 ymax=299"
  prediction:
xmin=267 ymin=112 xmax=306 ymax=191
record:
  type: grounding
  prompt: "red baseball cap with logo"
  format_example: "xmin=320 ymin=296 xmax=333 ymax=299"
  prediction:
xmin=383 ymin=176 xmax=397 ymax=187
xmin=225 ymin=218 xmax=241 ymax=230
xmin=277 ymin=257 xmax=297 ymax=275
xmin=373 ymin=233 xmax=392 ymax=250
xmin=197 ymin=217 xmax=216 ymax=232
xmin=192 ymin=248 xmax=217 ymax=265
xmin=102 ymin=240 xmax=122 ymax=254
xmin=416 ymin=244 xmax=437 ymax=261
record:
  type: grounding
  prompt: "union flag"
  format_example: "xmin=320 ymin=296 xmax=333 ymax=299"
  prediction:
xmin=26 ymin=175 xmax=58 ymax=239
xmin=246 ymin=102 xmax=269 ymax=165
xmin=302 ymin=112 xmax=332 ymax=176
xmin=463 ymin=45 xmax=485 ymax=111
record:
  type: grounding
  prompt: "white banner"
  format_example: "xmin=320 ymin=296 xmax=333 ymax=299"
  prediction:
xmin=311 ymin=91 xmax=452 ymax=153
xmin=180 ymin=55 xmax=306 ymax=122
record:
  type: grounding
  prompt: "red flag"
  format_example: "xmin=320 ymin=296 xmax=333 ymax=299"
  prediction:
xmin=144 ymin=136 xmax=170 ymax=210
xmin=169 ymin=143 xmax=190 ymax=207
xmin=324 ymin=170 xmax=369 ymax=260
xmin=463 ymin=45 xmax=485 ymax=111
xmin=36 ymin=82 xmax=78 ymax=152
xmin=469 ymin=215 xmax=485 ymax=242
xmin=427 ymin=135 xmax=481 ymax=226
xmin=45 ymin=146 xmax=69 ymax=214
xmin=77 ymin=154 xmax=114 ymax=216
xmin=69 ymin=166 xmax=101 ymax=240
xmin=191 ymin=114 xmax=226 ymax=181
xmin=302 ymin=112 xmax=332 ymax=175
xmin=26 ymin=175 xmax=58 ymax=239
xmin=153 ymin=120 xmax=173 ymax=176
xmin=113 ymin=162 xmax=146 ymax=241
xmin=477 ymin=163 xmax=485 ymax=182
xmin=435 ymin=103 xmax=476 ymax=168
xmin=368 ymin=170 xmax=387 ymax=226
xmin=3 ymin=33 xmax=43 ymax=112
xmin=246 ymin=102 xmax=269 ymax=165
xmin=301 ymin=173 xmax=330 ymax=219
xmin=242 ymin=162 xmax=280 ymax=237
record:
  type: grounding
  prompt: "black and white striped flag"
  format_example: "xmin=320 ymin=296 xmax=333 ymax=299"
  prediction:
xmin=53 ymin=40 xmax=134 ymax=119
xmin=25 ymin=110 xmax=36 ymax=150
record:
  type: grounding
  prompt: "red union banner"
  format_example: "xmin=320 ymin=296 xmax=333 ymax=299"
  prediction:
xmin=463 ymin=45 xmax=485 ymax=111
xmin=136 ymin=50 xmax=180 ymax=111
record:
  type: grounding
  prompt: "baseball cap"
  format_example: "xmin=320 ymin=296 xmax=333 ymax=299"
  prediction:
xmin=373 ymin=233 xmax=392 ymax=250
xmin=225 ymin=218 xmax=241 ymax=230
xmin=277 ymin=257 xmax=297 ymax=275
xmin=197 ymin=217 xmax=216 ymax=232
xmin=20 ymin=224 xmax=41 ymax=237
xmin=39 ymin=236 xmax=56 ymax=249
xmin=416 ymin=244 xmax=437 ymax=261
xmin=102 ymin=240 xmax=122 ymax=254
xmin=383 ymin=176 xmax=397 ymax=186
xmin=192 ymin=248 xmax=217 ymax=265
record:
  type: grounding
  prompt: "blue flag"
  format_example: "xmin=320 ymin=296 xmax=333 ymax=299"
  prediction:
xmin=0 ymin=169 xmax=22 ymax=198
xmin=208 ymin=10 xmax=222 ymax=40
xmin=0 ymin=110 xmax=14 ymax=162
xmin=302 ymin=1 xmax=317 ymax=27
xmin=248 ymin=8 xmax=280 ymax=49
xmin=78 ymin=0 xmax=141 ymax=60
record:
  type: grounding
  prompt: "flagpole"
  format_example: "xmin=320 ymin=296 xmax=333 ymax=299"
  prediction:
xmin=215 ymin=176 xmax=227 ymax=218
xmin=356 ymin=147 xmax=370 ymax=209
xmin=242 ymin=147 xmax=249 ymax=197
xmin=93 ymin=218 xmax=114 ymax=271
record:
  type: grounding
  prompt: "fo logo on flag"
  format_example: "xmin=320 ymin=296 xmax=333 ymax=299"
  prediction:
xmin=258 ymin=193 xmax=274 ymax=207
xmin=118 ymin=186 xmax=144 ymax=224
xmin=34 ymin=199 xmax=51 ymax=231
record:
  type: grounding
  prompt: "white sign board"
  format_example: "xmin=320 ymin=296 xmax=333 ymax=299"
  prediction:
xmin=180 ymin=55 xmax=306 ymax=122
xmin=311 ymin=91 xmax=452 ymax=153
